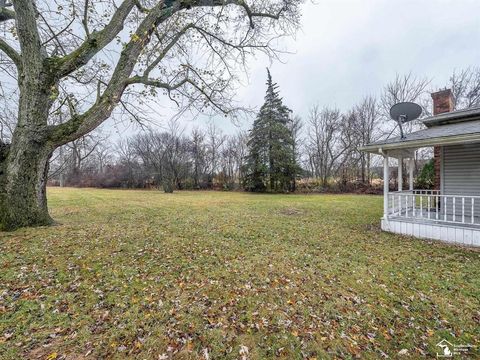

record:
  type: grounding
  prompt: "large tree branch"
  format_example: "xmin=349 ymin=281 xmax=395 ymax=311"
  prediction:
xmin=0 ymin=1 xmax=15 ymax=23
xmin=49 ymin=0 xmax=287 ymax=145
xmin=11 ymin=0 xmax=43 ymax=71
xmin=127 ymin=76 xmax=189 ymax=90
xmin=57 ymin=0 xmax=286 ymax=79
xmin=232 ymin=0 xmax=285 ymax=28
xmin=187 ymin=0 xmax=285 ymax=28
xmin=49 ymin=1 xmax=175 ymax=144
xmin=56 ymin=0 xmax=137 ymax=78
xmin=0 ymin=38 xmax=21 ymax=69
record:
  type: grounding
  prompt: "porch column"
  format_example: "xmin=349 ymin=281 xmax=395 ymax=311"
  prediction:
xmin=409 ymin=158 xmax=414 ymax=191
xmin=398 ymin=157 xmax=403 ymax=191
xmin=383 ymin=153 xmax=389 ymax=217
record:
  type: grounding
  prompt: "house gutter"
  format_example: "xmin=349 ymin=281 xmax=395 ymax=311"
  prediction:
xmin=423 ymin=108 xmax=480 ymax=127
xmin=359 ymin=132 xmax=480 ymax=153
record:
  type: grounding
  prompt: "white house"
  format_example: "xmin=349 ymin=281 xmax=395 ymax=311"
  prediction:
xmin=361 ymin=89 xmax=480 ymax=247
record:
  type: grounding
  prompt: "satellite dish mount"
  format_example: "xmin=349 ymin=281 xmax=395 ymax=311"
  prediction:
xmin=389 ymin=102 xmax=422 ymax=139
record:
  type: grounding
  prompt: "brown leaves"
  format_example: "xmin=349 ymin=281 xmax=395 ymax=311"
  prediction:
xmin=239 ymin=344 xmax=249 ymax=359
xmin=1 ymin=190 xmax=479 ymax=358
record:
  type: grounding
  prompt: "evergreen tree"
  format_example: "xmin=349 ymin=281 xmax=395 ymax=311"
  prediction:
xmin=244 ymin=69 xmax=299 ymax=192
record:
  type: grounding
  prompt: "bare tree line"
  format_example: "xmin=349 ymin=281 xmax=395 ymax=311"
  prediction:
xmin=47 ymin=67 xmax=480 ymax=192
xmin=49 ymin=122 xmax=248 ymax=191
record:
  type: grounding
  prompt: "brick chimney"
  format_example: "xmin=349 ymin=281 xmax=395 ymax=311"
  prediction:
xmin=431 ymin=89 xmax=454 ymax=190
xmin=431 ymin=89 xmax=454 ymax=116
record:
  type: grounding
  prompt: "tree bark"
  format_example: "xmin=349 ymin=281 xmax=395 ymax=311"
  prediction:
xmin=1 ymin=128 xmax=54 ymax=230
xmin=1 ymin=88 xmax=54 ymax=230
xmin=0 ymin=56 xmax=55 ymax=229
xmin=0 ymin=0 xmax=57 ymax=230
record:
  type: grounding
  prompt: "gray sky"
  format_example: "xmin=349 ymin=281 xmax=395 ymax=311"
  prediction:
xmin=110 ymin=0 xmax=480 ymax=137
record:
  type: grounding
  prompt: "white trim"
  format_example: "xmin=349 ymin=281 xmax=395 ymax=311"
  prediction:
xmin=360 ymin=133 xmax=480 ymax=153
xmin=409 ymin=158 xmax=414 ymax=191
xmin=378 ymin=149 xmax=415 ymax=159
xmin=383 ymin=218 xmax=480 ymax=247
xmin=422 ymin=107 xmax=480 ymax=127
xmin=383 ymin=154 xmax=389 ymax=218
xmin=398 ymin=157 xmax=403 ymax=191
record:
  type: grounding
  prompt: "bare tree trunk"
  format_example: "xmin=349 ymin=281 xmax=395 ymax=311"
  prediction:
xmin=59 ymin=146 xmax=66 ymax=187
xmin=1 ymin=126 xmax=54 ymax=230
xmin=162 ymin=168 xmax=174 ymax=193
xmin=0 ymin=0 xmax=57 ymax=230
xmin=0 ymin=142 xmax=9 ymax=221
xmin=0 ymin=59 xmax=55 ymax=229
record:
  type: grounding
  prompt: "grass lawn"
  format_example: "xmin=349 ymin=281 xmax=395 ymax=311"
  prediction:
xmin=1 ymin=188 xmax=479 ymax=359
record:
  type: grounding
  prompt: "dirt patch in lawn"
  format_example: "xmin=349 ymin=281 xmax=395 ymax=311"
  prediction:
xmin=278 ymin=207 xmax=304 ymax=216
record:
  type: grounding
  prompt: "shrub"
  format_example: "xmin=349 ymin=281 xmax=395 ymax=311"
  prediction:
xmin=416 ymin=158 xmax=435 ymax=189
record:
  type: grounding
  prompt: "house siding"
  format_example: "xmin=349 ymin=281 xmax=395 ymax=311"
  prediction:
xmin=443 ymin=143 xmax=480 ymax=217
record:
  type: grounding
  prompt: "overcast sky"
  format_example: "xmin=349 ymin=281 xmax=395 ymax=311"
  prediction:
xmin=110 ymin=0 xmax=480 ymax=137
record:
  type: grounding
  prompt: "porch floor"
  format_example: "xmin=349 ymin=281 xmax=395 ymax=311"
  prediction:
xmin=388 ymin=208 xmax=480 ymax=229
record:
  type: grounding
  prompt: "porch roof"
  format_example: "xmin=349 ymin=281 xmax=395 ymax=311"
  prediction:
xmin=360 ymin=119 xmax=480 ymax=154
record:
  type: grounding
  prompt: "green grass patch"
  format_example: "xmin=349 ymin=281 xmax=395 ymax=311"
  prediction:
xmin=1 ymin=188 xmax=479 ymax=359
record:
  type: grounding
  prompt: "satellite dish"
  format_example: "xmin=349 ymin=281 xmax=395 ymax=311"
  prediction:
xmin=390 ymin=102 xmax=422 ymax=139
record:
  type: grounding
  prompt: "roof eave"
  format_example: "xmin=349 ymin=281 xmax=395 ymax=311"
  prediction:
xmin=359 ymin=132 xmax=480 ymax=154
xmin=422 ymin=109 xmax=480 ymax=127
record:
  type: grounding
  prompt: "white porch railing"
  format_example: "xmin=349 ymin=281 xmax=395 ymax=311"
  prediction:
xmin=390 ymin=189 xmax=441 ymax=196
xmin=387 ymin=191 xmax=480 ymax=226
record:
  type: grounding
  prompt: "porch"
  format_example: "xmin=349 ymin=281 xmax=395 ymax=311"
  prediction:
xmin=360 ymin=91 xmax=480 ymax=247
xmin=374 ymin=144 xmax=480 ymax=246
xmin=383 ymin=190 xmax=480 ymax=246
